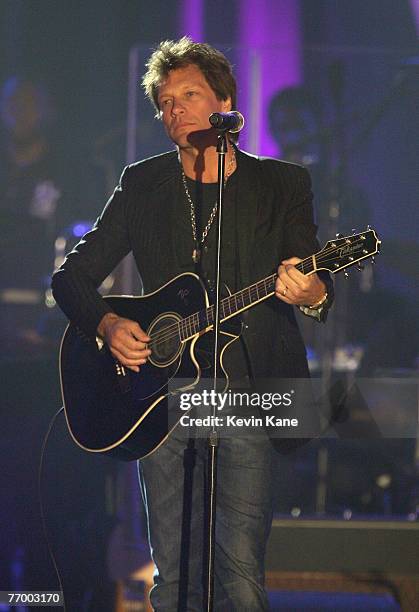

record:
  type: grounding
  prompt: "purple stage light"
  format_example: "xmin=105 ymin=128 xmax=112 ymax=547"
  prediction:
xmin=238 ymin=0 xmax=302 ymax=157
xmin=410 ymin=0 xmax=419 ymax=34
xmin=178 ymin=0 xmax=204 ymax=41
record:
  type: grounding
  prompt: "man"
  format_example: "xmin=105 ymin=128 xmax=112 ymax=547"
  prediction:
xmin=52 ymin=37 xmax=332 ymax=611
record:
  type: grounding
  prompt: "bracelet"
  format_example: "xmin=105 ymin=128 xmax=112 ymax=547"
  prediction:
xmin=308 ymin=292 xmax=328 ymax=309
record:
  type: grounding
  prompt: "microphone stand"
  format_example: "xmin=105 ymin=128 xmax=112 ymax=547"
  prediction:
xmin=205 ymin=129 xmax=228 ymax=612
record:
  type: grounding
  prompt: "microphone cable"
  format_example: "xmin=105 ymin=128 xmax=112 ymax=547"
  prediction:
xmin=37 ymin=406 xmax=67 ymax=612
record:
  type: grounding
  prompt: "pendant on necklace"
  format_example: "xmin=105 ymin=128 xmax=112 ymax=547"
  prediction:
xmin=192 ymin=247 xmax=201 ymax=264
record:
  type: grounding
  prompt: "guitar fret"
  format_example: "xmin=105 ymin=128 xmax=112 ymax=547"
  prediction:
xmin=189 ymin=314 xmax=195 ymax=337
xmin=229 ymin=296 xmax=234 ymax=315
xmin=180 ymin=319 xmax=186 ymax=341
xmin=224 ymin=298 xmax=230 ymax=318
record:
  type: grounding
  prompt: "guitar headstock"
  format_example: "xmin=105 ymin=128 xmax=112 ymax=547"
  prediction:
xmin=316 ymin=228 xmax=381 ymax=274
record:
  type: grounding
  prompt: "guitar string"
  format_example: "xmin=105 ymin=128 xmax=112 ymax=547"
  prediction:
xmin=146 ymin=238 xmax=375 ymax=349
xmin=147 ymin=276 xmax=277 ymax=348
xmin=146 ymin=239 xmax=375 ymax=349
xmin=147 ymin=246 xmax=374 ymax=350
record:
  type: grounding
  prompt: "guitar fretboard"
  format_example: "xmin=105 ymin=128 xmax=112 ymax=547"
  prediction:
xmin=178 ymin=258 xmax=314 ymax=341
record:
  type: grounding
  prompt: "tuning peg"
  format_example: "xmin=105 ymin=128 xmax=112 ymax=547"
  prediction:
xmin=357 ymin=262 xmax=364 ymax=271
xmin=367 ymin=224 xmax=371 ymax=230
xmin=371 ymin=256 xmax=375 ymax=265
xmin=344 ymin=271 xmax=349 ymax=279
xmin=352 ymin=228 xmax=357 ymax=235
xmin=336 ymin=233 xmax=343 ymax=239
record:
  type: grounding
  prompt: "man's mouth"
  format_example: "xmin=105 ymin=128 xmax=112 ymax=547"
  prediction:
xmin=173 ymin=122 xmax=195 ymax=129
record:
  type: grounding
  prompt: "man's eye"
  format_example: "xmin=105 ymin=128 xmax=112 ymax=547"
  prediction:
xmin=161 ymin=99 xmax=172 ymax=107
xmin=186 ymin=91 xmax=196 ymax=97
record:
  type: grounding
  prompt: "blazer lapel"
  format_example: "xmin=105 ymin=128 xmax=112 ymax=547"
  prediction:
xmin=235 ymin=149 xmax=262 ymax=288
xmin=143 ymin=153 xmax=182 ymax=284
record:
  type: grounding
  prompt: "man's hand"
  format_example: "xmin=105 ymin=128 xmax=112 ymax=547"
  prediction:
xmin=97 ymin=313 xmax=151 ymax=373
xmin=275 ymin=257 xmax=326 ymax=307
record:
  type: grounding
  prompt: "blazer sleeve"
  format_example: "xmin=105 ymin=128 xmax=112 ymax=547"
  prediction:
xmin=51 ymin=165 xmax=133 ymax=336
xmin=281 ymin=164 xmax=334 ymax=321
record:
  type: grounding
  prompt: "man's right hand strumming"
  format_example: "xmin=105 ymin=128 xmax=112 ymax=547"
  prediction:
xmin=97 ymin=313 xmax=151 ymax=373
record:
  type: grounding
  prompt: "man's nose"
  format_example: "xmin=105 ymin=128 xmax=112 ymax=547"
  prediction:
xmin=171 ymin=98 xmax=185 ymax=116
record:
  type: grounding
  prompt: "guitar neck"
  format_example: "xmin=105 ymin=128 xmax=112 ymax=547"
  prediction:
xmin=214 ymin=256 xmax=315 ymax=322
xmin=179 ymin=257 xmax=315 ymax=341
xmin=167 ymin=229 xmax=380 ymax=342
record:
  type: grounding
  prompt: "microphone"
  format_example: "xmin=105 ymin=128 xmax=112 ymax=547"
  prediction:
xmin=209 ymin=111 xmax=245 ymax=133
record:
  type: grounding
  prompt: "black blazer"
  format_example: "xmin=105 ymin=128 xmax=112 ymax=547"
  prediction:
xmin=52 ymin=148 xmax=333 ymax=380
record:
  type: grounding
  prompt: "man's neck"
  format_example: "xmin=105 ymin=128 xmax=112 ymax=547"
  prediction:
xmin=179 ymin=142 xmax=235 ymax=183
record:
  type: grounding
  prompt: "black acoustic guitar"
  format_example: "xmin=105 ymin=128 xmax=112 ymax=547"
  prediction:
xmin=59 ymin=229 xmax=380 ymax=460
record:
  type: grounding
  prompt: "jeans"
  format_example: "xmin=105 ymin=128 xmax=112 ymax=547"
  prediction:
xmin=138 ymin=425 xmax=274 ymax=611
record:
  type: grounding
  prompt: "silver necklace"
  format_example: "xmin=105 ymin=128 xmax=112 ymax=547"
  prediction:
xmin=181 ymin=149 xmax=236 ymax=264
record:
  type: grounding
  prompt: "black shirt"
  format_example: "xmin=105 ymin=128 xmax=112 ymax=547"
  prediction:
xmin=173 ymin=168 xmax=250 ymax=384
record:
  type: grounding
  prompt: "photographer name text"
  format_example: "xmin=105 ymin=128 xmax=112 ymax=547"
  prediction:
xmin=179 ymin=414 xmax=299 ymax=428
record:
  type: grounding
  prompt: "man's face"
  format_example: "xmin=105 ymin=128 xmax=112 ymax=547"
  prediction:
xmin=157 ymin=64 xmax=231 ymax=149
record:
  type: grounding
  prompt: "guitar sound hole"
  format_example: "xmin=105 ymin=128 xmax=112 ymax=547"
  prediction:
xmin=148 ymin=313 xmax=183 ymax=368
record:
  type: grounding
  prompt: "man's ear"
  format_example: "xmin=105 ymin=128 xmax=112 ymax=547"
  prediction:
xmin=222 ymin=97 xmax=232 ymax=112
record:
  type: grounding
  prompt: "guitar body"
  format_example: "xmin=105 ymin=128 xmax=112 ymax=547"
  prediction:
xmin=60 ymin=273 xmax=240 ymax=460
